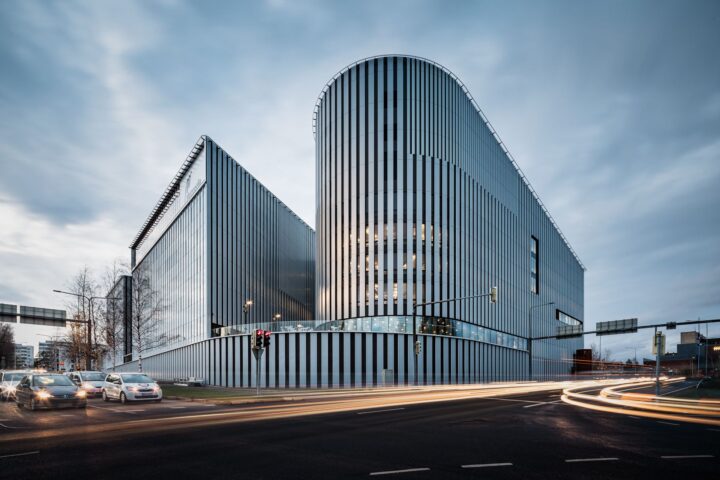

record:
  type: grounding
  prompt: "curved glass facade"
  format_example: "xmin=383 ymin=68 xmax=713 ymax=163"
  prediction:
xmin=315 ymin=55 xmax=584 ymax=378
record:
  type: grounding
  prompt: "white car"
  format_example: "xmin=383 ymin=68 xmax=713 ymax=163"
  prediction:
xmin=67 ymin=371 xmax=107 ymax=397
xmin=0 ymin=370 xmax=28 ymax=401
xmin=102 ymin=373 xmax=163 ymax=404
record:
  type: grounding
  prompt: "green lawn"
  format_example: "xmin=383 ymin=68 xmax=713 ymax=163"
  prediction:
xmin=159 ymin=384 xmax=316 ymax=400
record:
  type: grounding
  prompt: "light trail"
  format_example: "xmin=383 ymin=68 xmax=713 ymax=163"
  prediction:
xmin=562 ymin=377 xmax=720 ymax=426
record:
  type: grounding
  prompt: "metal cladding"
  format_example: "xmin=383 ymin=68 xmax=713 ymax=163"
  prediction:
xmin=127 ymin=136 xmax=315 ymax=359
xmin=314 ymin=55 xmax=584 ymax=378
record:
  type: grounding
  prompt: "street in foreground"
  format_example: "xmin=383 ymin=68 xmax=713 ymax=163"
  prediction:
xmin=0 ymin=380 xmax=718 ymax=479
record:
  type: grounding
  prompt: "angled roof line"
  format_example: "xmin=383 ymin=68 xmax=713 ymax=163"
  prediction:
xmin=130 ymin=135 xmax=207 ymax=249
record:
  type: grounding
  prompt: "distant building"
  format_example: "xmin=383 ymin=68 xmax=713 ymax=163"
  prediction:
xmin=14 ymin=344 xmax=34 ymax=369
xmin=37 ymin=341 xmax=73 ymax=371
xmin=572 ymin=349 xmax=593 ymax=374
xmin=644 ymin=331 xmax=720 ymax=377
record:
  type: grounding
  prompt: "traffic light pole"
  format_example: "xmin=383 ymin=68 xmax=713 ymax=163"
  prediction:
xmin=256 ymin=348 xmax=263 ymax=396
xmin=412 ymin=288 xmax=497 ymax=387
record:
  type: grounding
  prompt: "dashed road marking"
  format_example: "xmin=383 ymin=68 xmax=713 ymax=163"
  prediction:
xmin=0 ymin=423 xmax=26 ymax=429
xmin=0 ymin=451 xmax=39 ymax=459
xmin=661 ymin=455 xmax=714 ymax=459
xmin=657 ymin=421 xmax=680 ymax=426
xmin=565 ymin=458 xmax=618 ymax=463
xmin=169 ymin=406 xmax=187 ymax=409
xmin=707 ymin=428 xmax=720 ymax=432
xmin=357 ymin=408 xmax=405 ymax=415
xmin=522 ymin=402 xmax=546 ymax=408
xmin=461 ymin=462 xmax=512 ymax=468
xmin=370 ymin=467 xmax=430 ymax=476
xmin=628 ymin=416 xmax=641 ymax=420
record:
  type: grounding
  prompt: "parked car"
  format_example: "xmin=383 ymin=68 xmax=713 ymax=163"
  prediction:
xmin=102 ymin=373 xmax=162 ymax=404
xmin=67 ymin=371 xmax=106 ymax=397
xmin=0 ymin=370 xmax=28 ymax=401
xmin=15 ymin=373 xmax=87 ymax=410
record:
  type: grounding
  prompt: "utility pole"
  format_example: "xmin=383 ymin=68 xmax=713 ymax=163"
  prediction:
xmin=654 ymin=327 xmax=661 ymax=397
xmin=528 ymin=302 xmax=554 ymax=381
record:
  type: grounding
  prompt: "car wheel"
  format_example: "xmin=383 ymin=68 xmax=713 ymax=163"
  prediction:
xmin=77 ymin=403 xmax=87 ymax=409
xmin=30 ymin=399 xmax=37 ymax=411
xmin=102 ymin=390 xmax=109 ymax=402
xmin=120 ymin=392 xmax=128 ymax=404
xmin=155 ymin=398 xmax=162 ymax=403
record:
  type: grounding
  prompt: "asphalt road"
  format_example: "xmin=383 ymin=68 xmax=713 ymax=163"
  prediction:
xmin=1 ymin=386 xmax=718 ymax=479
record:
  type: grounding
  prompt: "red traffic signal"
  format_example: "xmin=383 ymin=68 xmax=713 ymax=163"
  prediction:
xmin=263 ymin=331 xmax=272 ymax=348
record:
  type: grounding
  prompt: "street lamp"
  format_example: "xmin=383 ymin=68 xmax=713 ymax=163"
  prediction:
xmin=528 ymin=302 xmax=555 ymax=381
xmin=412 ymin=287 xmax=498 ymax=386
xmin=243 ymin=300 xmax=253 ymax=324
xmin=53 ymin=289 xmax=118 ymax=371
xmin=273 ymin=313 xmax=281 ymax=322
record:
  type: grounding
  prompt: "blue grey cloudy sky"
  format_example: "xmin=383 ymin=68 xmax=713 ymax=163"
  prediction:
xmin=1 ymin=0 xmax=719 ymax=358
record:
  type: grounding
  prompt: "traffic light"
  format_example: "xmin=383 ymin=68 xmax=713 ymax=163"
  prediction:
xmin=414 ymin=340 xmax=422 ymax=355
xmin=252 ymin=329 xmax=265 ymax=349
xmin=490 ymin=286 xmax=498 ymax=304
xmin=263 ymin=331 xmax=272 ymax=349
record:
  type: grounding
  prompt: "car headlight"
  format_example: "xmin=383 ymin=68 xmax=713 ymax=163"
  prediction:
xmin=82 ymin=383 xmax=94 ymax=390
xmin=128 ymin=387 xmax=139 ymax=393
xmin=76 ymin=390 xmax=87 ymax=398
xmin=36 ymin=390 xmax=52 ymax=399
xmin=7 ymin=386 xmax=16 ymax=394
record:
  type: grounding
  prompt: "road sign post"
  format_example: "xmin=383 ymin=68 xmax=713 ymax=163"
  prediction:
xmin=653 ymin=329 xmax=665 ymax=396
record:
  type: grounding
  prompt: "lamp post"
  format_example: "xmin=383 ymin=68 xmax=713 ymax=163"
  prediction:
xmin=412 ymin=287 xmax=498 ymax=386
xmin=53 ymin=290 xmax=118 ymax=371
xmin=528 ymin=302 xmax=554 ymax=381
xmin=243 ymin=300 xmax=253 ymax=325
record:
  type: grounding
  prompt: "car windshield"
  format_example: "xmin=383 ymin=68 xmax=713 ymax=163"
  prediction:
xmin=32 ymin=375 xmax=74 ymax=387
xmin=121 ymin=374 xmax=154 ymax=384
xmin=5 ymin=373 xmax=25 ymax=382
xmin=82 ymin=373 xmax=106 ymax=381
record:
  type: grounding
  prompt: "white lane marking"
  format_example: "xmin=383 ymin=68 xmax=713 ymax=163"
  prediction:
xmin=125 ymin=409 xmax=145 ymax=413
xmin=549 ymin=394 xmax=562 ymax=397
xmin=0 ymin=451 xmax=39 ymax=459
xmin=357 ymin=408 xmax=405 ymax=415
xmin=87 ymin=405 xmax=126 ymax=413
xmin=60 ymin=414 xmax=74 ymax=417
xmin=657 ymin=421 xmax=680 ymax=426
xmin=708 ymin=428 xmax=720 ymax=432
xmin=522 ymin=402 xmax=546 ymax=408
xmin=565 ymin=458 xmax=618 ymax=463
xmin=660 ymin=384 xmax=696 ymax=397
xmin=370 ymin=467 xmax=430 ymax=476
xmin=0 ymin=423 xmax=26 ymax=429
xmin=461 ymin=463 xmax=513 ymax=468
xmin=661 ymin=455 xmax=714 ymax=459
xmin=169 ymin=406 xmax=187 ymax=409
xmin=628 ymin=416 xmax=641 ymax=420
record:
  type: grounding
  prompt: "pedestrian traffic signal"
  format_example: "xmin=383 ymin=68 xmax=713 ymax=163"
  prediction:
xmin=263 ymin=331 xmax=272 ymax=349
xmin=490 ymin=286 xmax=498 ymax=304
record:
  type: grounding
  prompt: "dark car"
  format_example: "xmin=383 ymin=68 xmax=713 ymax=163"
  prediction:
xmin=15 ymin=373 xmax=88 ymax=411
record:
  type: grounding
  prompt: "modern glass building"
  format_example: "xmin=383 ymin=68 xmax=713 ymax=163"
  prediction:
xmin=314 ymin=55 xmax=584 ymax=380
xmin=114 ymin=56 xmax=584 ymax=386
xmin=120 ymin=136 xmax=315 ymax=362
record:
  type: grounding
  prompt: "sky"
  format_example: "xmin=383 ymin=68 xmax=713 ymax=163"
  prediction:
xmin=1 ymin=0 xmax=719 ymax=360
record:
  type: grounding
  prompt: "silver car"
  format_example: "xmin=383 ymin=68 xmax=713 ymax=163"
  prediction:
xmin=67 ymin=371 xmax=106 ymax=398
xmin=102 ymin=373 xmax=163 ymax=404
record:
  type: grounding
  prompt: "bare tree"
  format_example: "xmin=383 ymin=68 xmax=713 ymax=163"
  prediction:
xmin=60 ymin=266 xmax=105 ymax=370
xmin=130 ymin=267 xmax=168 ymax=372
xmin=98 ymin=259 xmax=129 ymax=370
xmin=0 ymin=323 xmax=16 ymax=369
